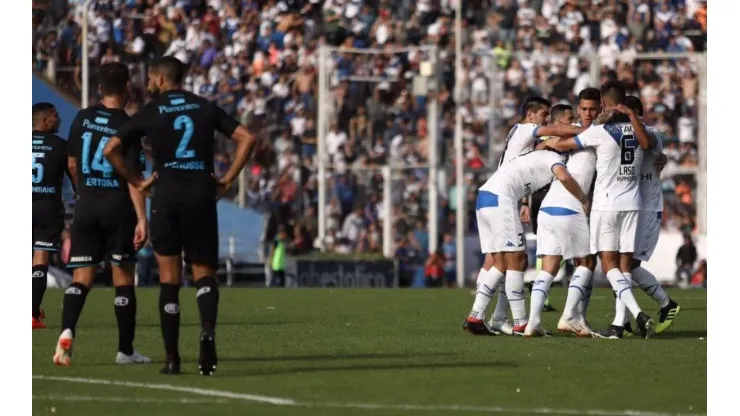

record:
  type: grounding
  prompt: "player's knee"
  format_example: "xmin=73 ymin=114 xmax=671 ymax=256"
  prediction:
xmin=111 ymin=263 xmax=136 ymax=287
xmin=32 ymin=250 xmax=50 ymax=266
xmin=630 ymin=258 xmax=641 ymax=271
xmin=71 ymin=267 xmax=96 ymax=288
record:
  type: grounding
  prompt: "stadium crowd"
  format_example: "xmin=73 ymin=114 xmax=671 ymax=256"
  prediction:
xmin=32 ymin=0 xmax=707 ymax=271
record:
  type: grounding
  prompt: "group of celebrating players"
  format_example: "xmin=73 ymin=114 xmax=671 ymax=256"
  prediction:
xmin=463 ymin=82 xmax=681 ymax=339
xmin=32 ymin=57 xmax=257 ymax=375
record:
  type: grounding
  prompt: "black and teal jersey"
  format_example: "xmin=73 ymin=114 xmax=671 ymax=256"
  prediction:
xmin=67 ymin=104 xmax=144 ymax=200
xmin=32 ymin=130 xmax=68 ymax=202
xmin=116 ymin=90 xmax=240 ymax=189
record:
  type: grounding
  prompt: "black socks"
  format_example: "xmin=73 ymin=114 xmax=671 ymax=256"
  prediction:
xmin=114 ymin=285 xmax=137 ymax=356
xmin=159 ymin=283 xmax=181 ymax=355
xmin=195 ymin=277 xmax=219 ymax=334
xmin=32 ymin=264 xmax=48 ymax=319
xmin=61 ymin=282 xmax=90 ymax=335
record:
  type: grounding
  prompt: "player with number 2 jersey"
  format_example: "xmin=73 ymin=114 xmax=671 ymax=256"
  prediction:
xmin=115 ymin=88 xmax=240 ymax=268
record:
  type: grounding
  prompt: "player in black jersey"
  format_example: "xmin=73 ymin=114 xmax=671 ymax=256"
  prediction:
xmin=53 ymin=63 xmax=152 ymax=367
xmin=104 ymin=57 xmax=258 ymax=376
xmin=32 ymin=103 xmax=71 ymax=330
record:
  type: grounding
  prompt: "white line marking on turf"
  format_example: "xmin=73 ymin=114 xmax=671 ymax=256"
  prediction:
xmin=33 ymin=395 xmax=231 ymax=404
xmin=33 ymin=375 xmax=704 ymax=416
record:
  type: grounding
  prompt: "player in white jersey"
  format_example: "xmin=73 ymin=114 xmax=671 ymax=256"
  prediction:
xmin=463 ymin=150 xmax=589 ymax=335
xmin=468 ymin=97 xmax=584 ymax=336
xmin=524 ymin=106 xmax=597 ymax=337
xmin=541 ymin=82 xmax=658 ymax=338
xmin=601 ymin=96 xmax=681 ymax=338
xmin=482 ymin=97 xmax=584 ymax=336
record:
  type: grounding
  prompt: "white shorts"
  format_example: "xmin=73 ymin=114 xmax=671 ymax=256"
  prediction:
xmin=633 ymin=211 xmax=662 ymax=261
xmin=476 ymin=194 xmax=524 ymax=253
xmin=589 ymin=210 xmax=639 ymax=254
xmin=536 ymin=210 xmax=590 ymax=260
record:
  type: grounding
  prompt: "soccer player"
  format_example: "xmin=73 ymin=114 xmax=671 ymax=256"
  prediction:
xmin=464 ymin=149 xmax=590 ymax=335
xmin=541 ymin=82 xmax=658 ymax=339
xmin=597 ymin=96 xmax=680 ymax=338
xmin=32 ymin=103 xmax=69 ymax=329
xmin=526 ymin=103 xmax=577 ymax=314
xmin=524 ymin=104 xmax=596 ymax=337
xmin=103 ymin=57 xmax=258 ymax=375
xmin=485 ymin=98 xmax=584 ymax=335
xmin=53 ymin=63 xmax=152 ymax=367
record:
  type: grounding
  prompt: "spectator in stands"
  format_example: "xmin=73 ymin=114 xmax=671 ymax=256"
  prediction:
xmin=268 ymin=226 xmax=288 ymax=288
xmin=424 ymin=249 xmax=445 ymax=288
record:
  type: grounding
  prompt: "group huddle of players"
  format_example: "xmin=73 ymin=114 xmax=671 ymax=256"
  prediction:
xmin=463 ymin=83 xmax=681 ymax=339
xmin=32 ymin=57 xmax=258 ymax=375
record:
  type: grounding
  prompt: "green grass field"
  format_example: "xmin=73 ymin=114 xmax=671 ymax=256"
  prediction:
xmin=32 ymin=288 xmax=706 ymax=416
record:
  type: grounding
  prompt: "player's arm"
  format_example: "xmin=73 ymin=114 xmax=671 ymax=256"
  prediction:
xmin=552 ymin=164 xmax=589 ymax=210
xmin=614 ymin=104 xmax=655 ymax=149
xmin=541 ymin=137 xmax=579 ymax=152
xmin=103 ymin=111 xmax=152 ymax=191
xmin=128 ymin=144 xmax=149 ymax=250
xmin=66 ymin=156 xmax=78 ymax=188
xmin=534 ymin=124 xmax=585 ymax=140
xmin=65 ymin=114 xmax=83 ymax=193
xmin=654 ymin=151 xmax=668 ymax=173
xmin=213 ymin=105 xmax=258 ymax=194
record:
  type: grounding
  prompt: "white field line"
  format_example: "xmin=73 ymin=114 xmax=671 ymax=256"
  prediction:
xmin=32 ymin=394 xmax=231 ymax=404
xmin=33 ymin=375 xmax=704 ymax=416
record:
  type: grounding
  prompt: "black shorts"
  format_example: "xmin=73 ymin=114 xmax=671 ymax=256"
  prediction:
xmin=150 ymin=187 xmax=218 ymax=268
xmin=68 ymin=197 xmax=137 ymax=268
xmin=32 ymin=200 xmax=64 ymax=251
xmin=530 ymin=185 xmax=549 ymax=236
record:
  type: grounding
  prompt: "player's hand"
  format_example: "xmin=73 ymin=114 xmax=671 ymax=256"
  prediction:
xmin=520 ymin=205 xmax=531 ymax=224
xmin=654 ymin=152 xmax=668 ymax=173
xmin=613 ymin=104 xmax=635 ymax=118
xmin=216 ymin=178 xmax=234 ymax=200
xmin=137 ymin=172 xmax=158 ymax=196
xmin=133 ymin=220 xmax=148 ymax=251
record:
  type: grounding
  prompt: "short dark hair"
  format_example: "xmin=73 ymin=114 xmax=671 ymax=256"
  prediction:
xmin=522 ymin=96 xmax=551 ymax=116
xmin=149 ymin=56 xmax=186 ymax=85
xmin=99 ymin=62 xmax=130 ymax=96
xmin=577 ymin=87 xmax=601 ymax=103
xmin=551 ymin=104 xmax=573 ymax=120
xmin=601 ymin=81 xmax=626 ymax=105
xmin=32 ymin=102 xmax=55 ymax=116
xmin=622 ymin=95 xmax=644 ymax=117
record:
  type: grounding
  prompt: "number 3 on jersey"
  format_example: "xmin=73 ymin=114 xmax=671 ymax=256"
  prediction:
xmin=620 ymin=134 xmax=636 ymax=165
xmin=81 ymin=132 xmax=113 ymax=177
xmin=174 ymin=115 xmax=195 ymax=159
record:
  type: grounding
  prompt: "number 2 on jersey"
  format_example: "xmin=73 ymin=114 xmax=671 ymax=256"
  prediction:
xmin=174 ymin=115 xmax=195 ymax=159
xmin=32 ymin=152 xmax=45 ymax=183
xmin=620 ymin=134 xmax=636 ymax=165
xmin=81 ymin=132 xmax=113 ymax=177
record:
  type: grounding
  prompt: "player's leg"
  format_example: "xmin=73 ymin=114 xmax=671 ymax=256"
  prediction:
xmin=54 ymin=266 xmax=96 ymax=366
xmin=559 ymin=255 xmax=594 ymax=336
xmin=182 ymin=197 xmax=220 ymax=375
xmin=32 ymin=202 xmax=64 ymax=328
xmin=107 ymin=205 xmax=150 ymax=364
xmin=504 ymin=250 xmax=528 ymax=333
xmin=631 ymin=211 xmax=681 ymax=333
xmin=590 ymin=210 xmax=633 ymax=339
xmin=525 ymin=211 xmax=560 ymax=336
xmin=110 ymin=264 xmax=146 ymax=363
xmin=525 ymin=254 xmax=559 ymax=337
xmin=464 ymin=208 xmax=505 ymax=335
xmin=151 ymin=196 xmax=184 ymax=374
xmin=32 ymin=250 xmax=50 ymax=329
xmin=54 ymin=210 xmax=104 ymax=366
xmin=616 ymin=211 xmax=655 ymax=338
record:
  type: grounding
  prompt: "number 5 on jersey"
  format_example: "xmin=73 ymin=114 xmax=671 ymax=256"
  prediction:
xmin=32 ymin=152 xmax=45 ymax=183
xmin=174 ymin=115 xmax=195 ymax=159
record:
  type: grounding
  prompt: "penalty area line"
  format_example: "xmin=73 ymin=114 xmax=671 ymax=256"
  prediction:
xmin=33 ymin=375 xmax=704 ymax=416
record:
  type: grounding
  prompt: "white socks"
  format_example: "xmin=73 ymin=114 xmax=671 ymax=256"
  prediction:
xmin=505 ymin=270 xmax=527 ymax=327
xmin=469 ymin=267 xmax=505 ymax=320
xmin=528 ymin=271 xmax=555 ymax=327
xmin=611 ymin=272 xmax=631 ymax=326
xmin=605 ymin=268 xmax=642 ymax=320
xmin=632 ymin=266 xmax=670 ymax=308
xmin=565 ymin=266 xmax=592 ymax=319
xmin=492 ymin=283 xmax=509 ymax=321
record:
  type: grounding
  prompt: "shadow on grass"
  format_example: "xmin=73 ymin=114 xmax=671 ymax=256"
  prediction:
xmin=218 ymin=360 xmax=516 ymax=377
xmin=655 ymin=329 xmax=707 ymax=339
